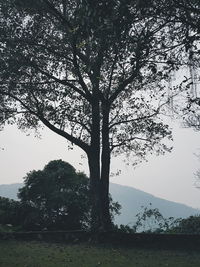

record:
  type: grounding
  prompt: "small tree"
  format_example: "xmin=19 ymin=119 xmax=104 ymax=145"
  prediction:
xmin=0 ymin=0 xmax=199 ymax=231
xmin=133 ymin=204 xmax=180 ymax=233
xmin=18 ymin=160 xmax=90 ymax=230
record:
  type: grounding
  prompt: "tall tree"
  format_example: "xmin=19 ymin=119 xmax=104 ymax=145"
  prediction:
xmin=0 ymin=0 xmax=199 ymax=231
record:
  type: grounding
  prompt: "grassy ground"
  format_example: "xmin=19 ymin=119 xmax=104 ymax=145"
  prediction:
xmin=0 ymin=240 xmax=200 ymax=267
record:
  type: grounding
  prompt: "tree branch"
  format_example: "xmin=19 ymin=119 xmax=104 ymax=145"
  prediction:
xmin=109 ymin=110 xmax=159 ymax=130
xmin=107 ymin=53 xmax=118 ymax=99
xmin=111 ymin=136 xmax=151 ymax=151
xmin=38 ymin=115 xmax=90 ymax=153
xmin=71 ymin=42 xmax=92 ymax=99
xmin=42 ymin=0 xmax=72 ymax=31
xmin=108 ymin=69 xmax=139 ymax=105
xmin=0 ymin=89 xmax=90 ymax=153
xmin=66 ymin=116 xmax=91 ymax=134
xmin=31 ymin=62 xmax=92 ymax=102
xmin=109 ymin=96 xmax=170 ymax=130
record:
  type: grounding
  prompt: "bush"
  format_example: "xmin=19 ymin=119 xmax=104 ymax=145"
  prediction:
xmin=169 ymin=215 xmax=200 ymax=234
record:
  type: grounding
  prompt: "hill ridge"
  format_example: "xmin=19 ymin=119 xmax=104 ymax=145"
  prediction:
xmin=0 ymin=182 xmax=199 ymax=225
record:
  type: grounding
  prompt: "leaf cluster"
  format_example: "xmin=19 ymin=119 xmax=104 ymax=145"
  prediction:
xmin=15 ymin=159 xmax=120 ymax=230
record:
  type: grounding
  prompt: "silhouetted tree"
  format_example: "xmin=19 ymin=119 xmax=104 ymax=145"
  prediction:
xmin=18 ymin=160 xmax=90 ymax=230
xmin=0 ymin=196 xmax=22 ymax=227
xmin=0 ymin=0 xmax=199 ymax=231
xmin=132 ymin=204 xmax=180 ymax=233
xmin=169 ymin=215 xmax=200 ymax=234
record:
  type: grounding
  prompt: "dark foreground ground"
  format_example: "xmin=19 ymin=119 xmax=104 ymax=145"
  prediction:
xmin=0 ymin=240 xmax=200 ymax=267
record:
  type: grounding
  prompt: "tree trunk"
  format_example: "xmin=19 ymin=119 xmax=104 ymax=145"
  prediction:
xmin=88 ymin=101 xmax=112 ymax=232
xmin=100 ymin=104 xmax=112 ymax=231
xmin=88 ymin=153 xmax=102 ymax=231
xmin=100 ymin=163 xmax=112 ymax=231
xmin=88 ymin=97 xmax=102 ymax=232
xmin=88 ymin=151 xmax=112 ymax=232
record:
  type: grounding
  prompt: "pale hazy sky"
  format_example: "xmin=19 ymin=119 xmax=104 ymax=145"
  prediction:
xmin=0 ymin=120 xmax=200 ymax=209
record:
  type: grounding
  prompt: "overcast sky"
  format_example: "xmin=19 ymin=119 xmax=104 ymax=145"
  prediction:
xmin=0 ymin=120 xmax=200 ymax=209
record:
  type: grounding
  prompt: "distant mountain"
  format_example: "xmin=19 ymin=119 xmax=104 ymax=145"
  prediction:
xmin=0 ymin=183 xmax=199 ymax=226
xmin=110 ymin=183 xmax=200 ymax=225
xmin=0 ymin=183 xmax=22 ymax=201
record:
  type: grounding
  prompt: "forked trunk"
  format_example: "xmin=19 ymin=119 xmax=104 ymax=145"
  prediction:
xmin=88 ymin=103 xmax=112 ymax=232
xmin=88 ymin=152 xmax=112 ymax=232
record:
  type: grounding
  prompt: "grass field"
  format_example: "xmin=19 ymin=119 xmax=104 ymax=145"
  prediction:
xmin=0 ymin=240 xmax=200 ymax=267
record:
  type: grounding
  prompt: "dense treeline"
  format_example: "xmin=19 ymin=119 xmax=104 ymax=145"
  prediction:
xmin=0 ymin=161 xmax=199 ymax=234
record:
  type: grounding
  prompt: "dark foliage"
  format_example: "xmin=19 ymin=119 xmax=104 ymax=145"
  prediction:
xmin=169 ymin=215 xmax=200 ymax=234
xmin=17 ymin=160 xmax=120 ymax=231
xmin=0 ymin=196 xmax=21 ymax=226
xmin=18 ymin=160 xmax=90 ymax=230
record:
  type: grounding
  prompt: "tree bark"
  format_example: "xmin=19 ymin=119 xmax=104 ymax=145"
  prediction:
xmin=100 ymin=104 xmax=112 ymax=231
xmin=88 ymin=153 xmax=102 ymax=231
xmin=87 ymin=100 xmax=112 ymax=232
xmin=88 ymin=148 xmax=112 ymax=232
xmin=88 ymin=97 xmax=102 ymax=231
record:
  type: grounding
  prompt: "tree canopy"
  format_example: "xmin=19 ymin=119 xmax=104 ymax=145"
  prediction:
xmin=0 ymin=0 xmax=199 ymax=231
xmin=0 ymin=196 xmax=21 ymax=227
xmin=18 ymin=160 xmax=90 ymax=230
